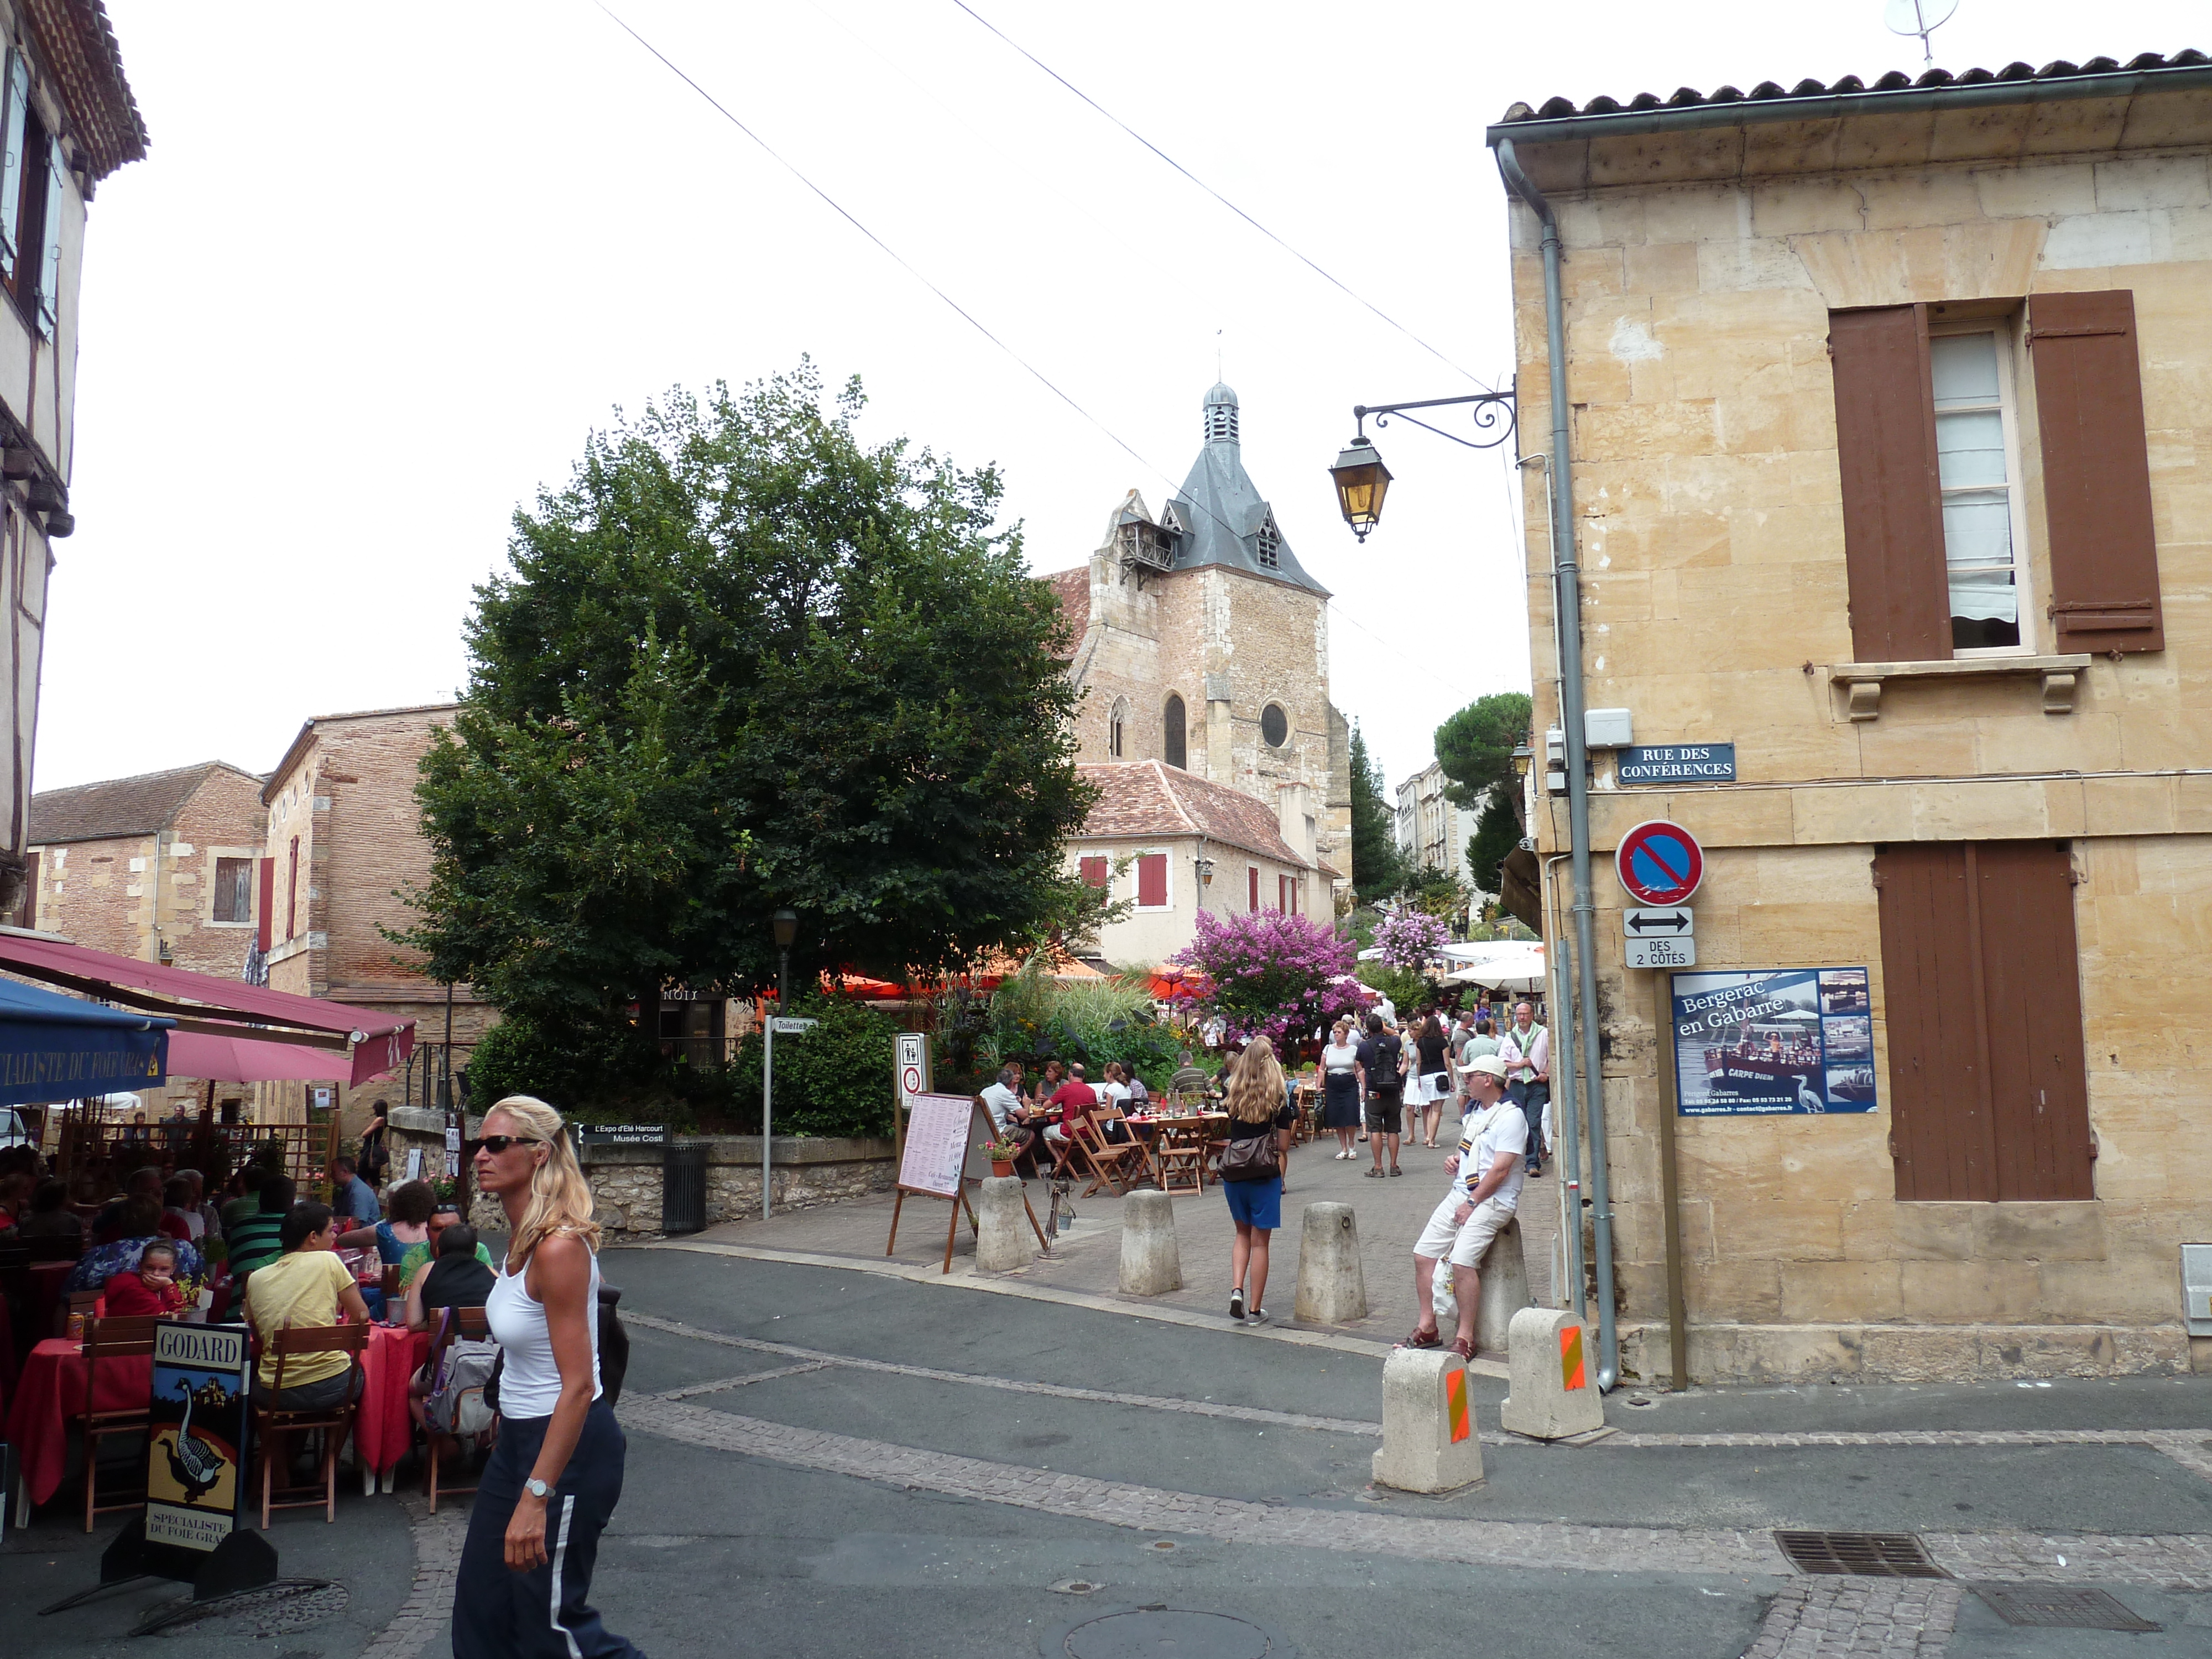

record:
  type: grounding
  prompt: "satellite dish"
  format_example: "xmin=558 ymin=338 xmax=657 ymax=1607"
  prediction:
xmin=1884 ymin=0 xmax=1958 ymax=67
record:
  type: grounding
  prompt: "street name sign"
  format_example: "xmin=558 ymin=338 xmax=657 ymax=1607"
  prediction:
xmin=1626 ymin=935 xmax=1696 ymax=969
xmin=1616 ymin=820 xmax=1705 ymax=907
xmin=1625 ymin=907 xmax=1694 ymax=936
xmin=1618 ymin=743 xmax=1735 ymax=785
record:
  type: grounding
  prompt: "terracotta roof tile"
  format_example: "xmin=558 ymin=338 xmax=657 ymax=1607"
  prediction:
xmin=1077 ymin=761 xmax=1311 ymax=869
xmin=1041 ymin=566 xmax=1090 ymax=654
xmin=30 ymin=761 xmax=258 ymax=844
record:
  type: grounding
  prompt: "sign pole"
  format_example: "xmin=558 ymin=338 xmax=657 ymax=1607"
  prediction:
xmin=763 ymin=1018 xmax=774 ymax=1220
xmin=1653 ymin=973 xmax=1689 ymax=1392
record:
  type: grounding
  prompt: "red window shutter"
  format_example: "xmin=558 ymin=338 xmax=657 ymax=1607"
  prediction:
xmin=1248 ymin=867 xmax=1259 ymax=911
xmin=257 ymin=857 xmax=274 ymax=951
xmin=2027 ymin=290 xmax=2163 ymax=653
xmin=1136 ymin=853 xmax=1167 ymax=907
xmin=1830 ymin=306 xmax=1950 ymax=662
xmin=1079 ymin=855 xmax=1108 ymax=889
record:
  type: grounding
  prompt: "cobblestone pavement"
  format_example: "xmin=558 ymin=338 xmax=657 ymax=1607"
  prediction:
xmin=1611 ymin=1428 xmax=2212 ymax=1488
xmin=1742 ymin=1580 xmax=1964 ymax=1658
xmin=674 ymin=1134 xmax=1565 ymax=1355
xmin=358 ymin=1493 xmax=467 ymax=1659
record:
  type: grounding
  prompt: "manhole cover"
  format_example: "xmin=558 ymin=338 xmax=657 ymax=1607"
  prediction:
xmin=1774 ymin=1531 xmax=1945 ymax=1579
xmin=1061 ymin=1609 xmax=1275 ymax=1658
xmin=1972 ymin=1585 xmax=2160 ymax=1631
xmin=135 ymin=1580 xmax=347 ymax=1639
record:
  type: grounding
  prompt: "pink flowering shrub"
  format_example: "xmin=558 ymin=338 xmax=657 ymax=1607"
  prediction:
xmin=1171 ymin=909 xmax=1371 ymax=1048
xmin=1375 ymin=907 xmax=1448 ymax=971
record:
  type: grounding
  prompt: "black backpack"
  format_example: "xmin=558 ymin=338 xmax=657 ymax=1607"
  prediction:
xmin=484 ymin=1279 xmax=631 ymax=1412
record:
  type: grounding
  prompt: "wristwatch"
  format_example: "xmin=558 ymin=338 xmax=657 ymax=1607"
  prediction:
xmin=524 ymin=1478 xmax=552 ymax=1500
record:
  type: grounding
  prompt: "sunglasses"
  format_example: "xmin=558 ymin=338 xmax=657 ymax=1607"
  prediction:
xmin=471 ymin=1135 xmax=541 ymax=1156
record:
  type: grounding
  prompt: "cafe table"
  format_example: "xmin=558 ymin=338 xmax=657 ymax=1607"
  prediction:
xmin=353 ymin=1323 xmax=433 ymax=1495
xmin=1125 ymin=1112 xmax=1228 ymax=1194
xmin=7 ymin=1333 xmax=152 ymax=1526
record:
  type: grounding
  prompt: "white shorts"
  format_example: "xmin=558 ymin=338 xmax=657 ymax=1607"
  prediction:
xmin=1415 ymin=1192 xmax=1516 ymax=1270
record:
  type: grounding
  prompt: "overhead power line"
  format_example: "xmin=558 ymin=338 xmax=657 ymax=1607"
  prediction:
xmin=946 ymin=0 xmax=1493 ymax=392
xmin=592 ymin=2 xmax=1494 ymax=708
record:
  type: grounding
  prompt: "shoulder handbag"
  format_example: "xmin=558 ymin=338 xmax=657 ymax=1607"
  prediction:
xmin=1216 ymin=1124 xmax=1280 ymax=1183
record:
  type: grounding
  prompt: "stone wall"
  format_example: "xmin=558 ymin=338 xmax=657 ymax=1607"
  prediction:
xmin=1504 ymin=112 xmax=2212 ymax=1380
xmin=579 ymin=1136 xmax=898 ymax=1238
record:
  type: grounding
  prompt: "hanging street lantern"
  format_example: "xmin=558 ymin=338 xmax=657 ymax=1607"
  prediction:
xmin=1329 ymin=436 xmax=1392 ymax=541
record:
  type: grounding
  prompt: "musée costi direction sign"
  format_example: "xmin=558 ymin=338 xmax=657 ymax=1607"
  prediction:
xmin=1618 ymin=743 xmax=1735 ymax=785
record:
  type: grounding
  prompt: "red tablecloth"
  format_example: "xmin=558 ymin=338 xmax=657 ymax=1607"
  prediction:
xmin=354 ymin=1326 xmax=431 ymax=1475
xmin=4 ymin=1337 xmax=153 ymax=1506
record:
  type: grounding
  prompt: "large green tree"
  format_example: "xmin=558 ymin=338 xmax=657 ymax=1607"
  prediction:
xmin=405 ymin=364 xmax=1097 ymax=1095
xmin=1347 ymin=723 xmax=1406 ymax=903
xmin=1433 ymin=691 xmax=1533 ymax=820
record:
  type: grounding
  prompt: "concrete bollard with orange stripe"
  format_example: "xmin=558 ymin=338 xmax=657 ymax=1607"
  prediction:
xmin=1498 ymin=1306 xmax=1605 ymax=1439
xmin=1371 ymin=1347 xmax=1485 ymax=1493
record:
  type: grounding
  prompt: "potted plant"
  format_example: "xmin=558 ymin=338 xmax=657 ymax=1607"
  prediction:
xmin=982 ymin=1137 xmax=1024 ymax=1177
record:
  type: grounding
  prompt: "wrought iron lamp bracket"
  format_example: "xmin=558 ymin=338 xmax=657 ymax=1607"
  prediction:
xmin=1353 ymin=392 xmax=1517 ymax=451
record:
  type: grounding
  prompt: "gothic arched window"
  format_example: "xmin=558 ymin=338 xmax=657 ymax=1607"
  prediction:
xmin=1163 ymin=695 xmax=1187 ymax=769
xmin=1109 ymin=697 xmax=1128 ymax=758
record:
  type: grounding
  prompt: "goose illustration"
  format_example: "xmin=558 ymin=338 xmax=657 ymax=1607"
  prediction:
xmin=163 ymin=1378 xmax=226 ymax=1502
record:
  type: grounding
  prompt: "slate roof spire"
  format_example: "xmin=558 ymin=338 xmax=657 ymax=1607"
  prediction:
xmin=1169 ymin=383 xmax=1329 ymax=596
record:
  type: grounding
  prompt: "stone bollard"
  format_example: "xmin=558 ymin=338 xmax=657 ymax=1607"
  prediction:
xmin=1475 ymin=1216 xmax=1532 ymax=1356
xmin=1118 ymin=1188 xmax=1182 ymax=1295
xmin=974 ymin=1176 xmax=1034 ymax=1272
xmin=1499 ymin=1306 xmax=1605 ymax=1439
xmin=1428 ymin=1215 xmax=1533 ymax=1358
xmin=1293 ymin=1203 xmax=1368 ymax=1325
xmin=1371 ymin=1348 xmax=1485 ymax=1493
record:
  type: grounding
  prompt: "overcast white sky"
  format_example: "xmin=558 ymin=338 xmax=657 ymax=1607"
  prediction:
xmin=38 ymin=1 xmax=2204 ymax=794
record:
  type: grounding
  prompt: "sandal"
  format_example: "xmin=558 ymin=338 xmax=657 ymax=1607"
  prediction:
xmin=1364 ymin=1166 xmax=1383 ymax=1177
xmin=1397 ymin=1327 xmax=1443 ymax=1350
xmin=1449 ymin=1336 xmax=1477 ymax=1360
xmin=1388 ymin=1166 xmax=1402 ymax=1176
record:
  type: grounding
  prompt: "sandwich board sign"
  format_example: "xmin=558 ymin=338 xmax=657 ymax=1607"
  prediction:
xmin=146 ymin=1322 xmax=253 ymax=1552
xmin=885 ymin=1092 xmax=997 ymax=1274
xmin=46 ymin=1321 xmax=278 ymax=1614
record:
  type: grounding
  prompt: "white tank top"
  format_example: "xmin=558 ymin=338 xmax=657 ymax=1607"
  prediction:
xmin=486 ymin=1240 xmax=603 ymax=1417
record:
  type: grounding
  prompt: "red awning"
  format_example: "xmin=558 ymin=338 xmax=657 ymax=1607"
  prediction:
xmin=166 ymin=1030 xmax=408 ymax=1086
xmin=0 ymin=932 xmax=416 ymax=1087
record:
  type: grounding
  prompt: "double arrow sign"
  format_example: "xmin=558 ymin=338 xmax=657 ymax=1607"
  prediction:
xmin=1624 ymin=907 xmax=1693 ymax=936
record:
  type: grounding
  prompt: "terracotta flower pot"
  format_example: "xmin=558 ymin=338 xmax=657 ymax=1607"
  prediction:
xmin=989 ymin=1159 xmax=1015 ymax=1177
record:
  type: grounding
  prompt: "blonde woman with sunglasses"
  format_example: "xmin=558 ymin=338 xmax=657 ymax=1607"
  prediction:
xmin=451 ymin=1098 xmax=643 ymax=1659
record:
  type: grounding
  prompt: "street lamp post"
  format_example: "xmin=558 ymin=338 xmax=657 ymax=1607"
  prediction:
xmin=771 ymin=907 xmax=797 ymax=1008
xmin=1327 ymin=393 xmax=1518 ymax=542
xmin=763 ymin=907 xmax=808 ymax=1219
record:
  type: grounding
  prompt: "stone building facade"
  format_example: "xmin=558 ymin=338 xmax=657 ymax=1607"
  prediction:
xmin=1394 ymin=761 xmax=1477 ymax=890
xmin=1046 ymin=384 xmax=1353 ymax=951
xmin=257 ymin=704 xmax=495 ymax=1131
xmin=1491 ymin=53 xmax=2212 ymax=1381
xmin=1069 ymin=759 xmax=1326 ymax=965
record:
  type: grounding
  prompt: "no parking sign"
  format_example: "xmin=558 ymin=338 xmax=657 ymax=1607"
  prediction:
xmin=1616 ymin=820 xmax=1704 ymax=907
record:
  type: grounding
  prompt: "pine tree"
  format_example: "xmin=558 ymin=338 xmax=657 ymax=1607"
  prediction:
xmin=1348 ymin=723 xmax=1406 ymax=904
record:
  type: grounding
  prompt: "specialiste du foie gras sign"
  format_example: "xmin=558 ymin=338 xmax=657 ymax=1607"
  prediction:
xmin=1670 ymin=968 xmax=1877 ymax=1117
xmin=145 ymin=1322 xmax=253 ymax=1550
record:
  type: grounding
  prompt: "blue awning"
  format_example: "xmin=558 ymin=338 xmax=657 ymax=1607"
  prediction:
xmin=0 ymin=975 xmax=171 ymax=1107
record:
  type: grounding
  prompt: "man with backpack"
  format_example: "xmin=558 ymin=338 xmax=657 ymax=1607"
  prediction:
xmin=1355 ymin=1013 xmax=1406 ymax=1176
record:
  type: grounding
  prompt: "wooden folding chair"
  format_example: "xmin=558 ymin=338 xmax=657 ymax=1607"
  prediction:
xmin=1074 ymin=1117 xmax=1146 ymax=1197
xmin=75 ymin=1313 xmax=161 ymax=1531
xmin=253 ymin=1321 xmax=370 ymax=1525
xmin=1151 ymin=1120 xmax=1207 ymax=1196
xmin=424 ymin=1305 xmax=494 ymax=1514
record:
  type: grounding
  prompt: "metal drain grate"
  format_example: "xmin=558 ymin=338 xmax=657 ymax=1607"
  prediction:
xmin=1972 ymin=1585 xmax=2160 ymax=1631
xmin=1774 ymin=1531 xmax=1947 ymax=1578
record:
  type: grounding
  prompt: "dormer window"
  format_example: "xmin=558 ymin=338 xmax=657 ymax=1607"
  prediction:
xmin=1255 ymin=513 xmax=1281 ymax=570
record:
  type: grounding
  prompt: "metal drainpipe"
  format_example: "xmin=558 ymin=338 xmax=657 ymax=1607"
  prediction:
xmin=1494 ymin=137 xmax=1620 ymax=1390
xmin=1542 ymin=852 xmax=1585 ymax=1319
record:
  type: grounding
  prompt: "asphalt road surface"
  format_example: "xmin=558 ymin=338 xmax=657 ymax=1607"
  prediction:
xmin=7 ymin=1244 xmax=2209 ymax=1658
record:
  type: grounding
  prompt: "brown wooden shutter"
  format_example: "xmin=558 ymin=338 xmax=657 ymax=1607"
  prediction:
xmin=1875 ymin=844 xmax=1994 ymax=1201
xmin=1973 ymin=842 xmax=2094 ymax=1201
xmin=1079 ymin=855 xmax=1108 ymax=889
xmin=2027 ymin=290 xmax=2163 ymax=653
xmin=1830 ymin=306 xmax=1951 ymax=663
xmin=1136 ymin=853 xmax=1167 ymax=907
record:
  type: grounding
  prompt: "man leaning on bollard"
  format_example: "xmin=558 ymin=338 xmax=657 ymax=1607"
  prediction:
xmin=1396 ymin=1055 xmax=1527 ymax=1360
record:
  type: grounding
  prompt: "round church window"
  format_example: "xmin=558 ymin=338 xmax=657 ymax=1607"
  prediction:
xmin=1260 ymin=703 xmax=1289 ymax=747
